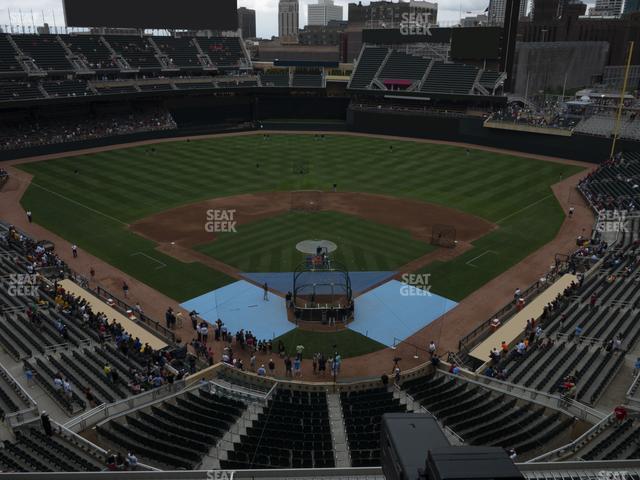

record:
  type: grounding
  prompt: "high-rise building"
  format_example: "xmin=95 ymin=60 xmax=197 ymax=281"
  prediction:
xmin=488 ymin=0 xmax=528 ymax=24
xmin=460 ymin=13 xmax=488 ymax=27
xmin=531 ymin=0 xmax=586 ymax=22
xmin=561 ymin=0 xmax=587 ymax=18
xmin=299 ymin=20 xmax=347 ymax=44
xmin=347 ymin=0 xmax=437 ymax=29
xmin=624 ymin=0 xmax=640 ymax=13
xmin=308 ymin=0 xmax=343 ymax=26
xmin=409 ymin=1 xmax=438 ymax=24
xmin=589 ymin=0 xmax=623 ymax=15
xmin=237 ymin=7 xmax=256 ymax=39
xmin=279 ymin=0 xmax=300 ymax=40
xmin=532 ymin=0 xmax=561 ymax=22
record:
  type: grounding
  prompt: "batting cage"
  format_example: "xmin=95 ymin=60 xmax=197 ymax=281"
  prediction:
xmin=290 ymin=190 xmax=323 ymax=212
xmin=431 ymin=224 xmax=457 ymax=248
xmin=292 ymin=259 xmax=353 ymax=323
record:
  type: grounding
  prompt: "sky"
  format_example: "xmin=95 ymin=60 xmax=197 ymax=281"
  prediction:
xmin=0 ymin=0 xmax=596 ymax=39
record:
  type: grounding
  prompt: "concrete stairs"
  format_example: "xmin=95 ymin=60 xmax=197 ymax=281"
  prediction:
xmin=199 ymin=400 xmax=264 ymax=470
xmin=391 ymin=385 xmax=464 ymax=446
xmin=327 ymin=392 xmax=350 ymax=467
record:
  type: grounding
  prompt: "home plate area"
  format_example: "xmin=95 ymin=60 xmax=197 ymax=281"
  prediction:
xmin=180 ymin=274 xmax=458 ymax=346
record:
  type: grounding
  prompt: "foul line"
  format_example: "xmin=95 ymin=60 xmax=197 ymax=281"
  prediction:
xmin=466 ymin=250 xmax=497 ymax=268
xmin=495 ymin=194 xmax=554 ymax=225
xmin=30 ymin=182 xmax=128 ymax=226
xmin=130 ymin=252 xmax=167 ymax=270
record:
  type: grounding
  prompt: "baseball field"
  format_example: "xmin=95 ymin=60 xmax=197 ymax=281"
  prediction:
xmin=16 ymin=133 xmax=583 ymax=355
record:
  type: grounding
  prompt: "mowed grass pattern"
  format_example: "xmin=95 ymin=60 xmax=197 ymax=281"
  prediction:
xmin=197 ymin=211 xmax=434 ymax=272
xmin=18 ymin=134 xmax=584 ymax=303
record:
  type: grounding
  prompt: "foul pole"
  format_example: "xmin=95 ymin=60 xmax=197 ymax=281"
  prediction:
xmin=610 ymin=41 xmax=635 ymax=159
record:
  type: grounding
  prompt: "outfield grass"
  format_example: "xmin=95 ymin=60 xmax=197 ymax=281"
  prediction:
xmin=196 ymin=211 xmax=434 ymax=272
xmin=18 ymin=134 xmax=584 ymax=305
xmin=418 ymin=194 xmax=566 ymax=299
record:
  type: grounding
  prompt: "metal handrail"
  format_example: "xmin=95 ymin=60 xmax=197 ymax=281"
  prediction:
xmin=0 ymin=359 xmax=37 ymax=407
xmin=3 ymin=405 xmax=39 ymax=427
xmin=43 ymin=342 xmax=71 ymax=355
xmin=64 ymin=379 xmax=188 ymax=432
xmin=265 ymin=381 xmax=279 ymax=401
xmin=55 ymin=420 xmax=108 ymax=455
xmin=457 ymin=272 xmax=560 ymax=353
xmin=527 ymin=413 xmax=614 ymax=462
xmin=93 ymin=285 xmax=175 ymax=343
xmin=626 ymin=371 xmax=640 ymax=409
xmin=393 ymin=383 xmax=464 ymax=445
xmin=210 ymin=378 xmax=270 ymax=402
xmin=438 ymin=367 xmax=606 ymax=424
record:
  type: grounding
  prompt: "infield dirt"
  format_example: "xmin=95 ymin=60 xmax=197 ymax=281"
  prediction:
xmin=129 ymin=191 xmax=496 ymax=279
xmin=0 ymin=131 xmax=595 ymax=380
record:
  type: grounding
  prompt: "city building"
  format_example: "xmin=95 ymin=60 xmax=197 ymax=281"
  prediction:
xmin=299 ymin=20 xmax=347 ymax=45
xmin=519 ymin=11 xmax=640 ymax=65
xmin=256 ymin=39 xmax=340 ymax=61
xmin=623 ymin=0 xmax=640 ymax=14
xmin=531 ymin=0 xmax=586 ymax=23
xmin=532 ymin=0 xmax=561 ymax=22
xmin=347 ymin=0 xmax=437 ymax=29
xmin=460 ymin=13 xmax=489 ymax=27
xmin=308 ymin=0 xmax=343 ymax=26
xmin=279 ymin=0 xmax=300 ymax=41
xmin=488 ymin=0 xmax=528 ymax=24
xmin=237 ymin=7 xmax=256 ymax=39
xmin=409 ymin=1 xmax=438 ymax=24
xmin=589 ymin=0 xmax=623 ymax=16
xmin=562 ymin=0 xmax=588 ymax=18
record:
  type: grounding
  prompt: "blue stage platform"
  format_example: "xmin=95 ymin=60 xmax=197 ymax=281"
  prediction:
xmin=180 ymin=277 xmax=457 ymax=347
xmin=351 ymin=280 xmax=457 ymax=347
xmin=180 ymin=280 xmax=293 ymax=340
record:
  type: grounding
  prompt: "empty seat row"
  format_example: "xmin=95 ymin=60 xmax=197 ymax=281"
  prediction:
xmin=97 ymin=388 xmax=246 ymax=469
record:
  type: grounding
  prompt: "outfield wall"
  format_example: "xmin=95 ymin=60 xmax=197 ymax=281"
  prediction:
xmin=0 ymin=125 xmax=256 ymax=162
xmin=347 ymin=108 xmax=639 ymax=163
xmin=1 ymin=94 xmax=637 ymax=163
xmin=0 ymin=95 xmax=350 ymax=162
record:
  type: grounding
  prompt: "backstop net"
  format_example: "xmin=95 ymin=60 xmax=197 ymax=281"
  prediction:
xmin=431 ymin=224 xmax=456 ymax=248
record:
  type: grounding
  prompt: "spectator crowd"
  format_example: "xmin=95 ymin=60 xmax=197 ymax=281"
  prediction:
xmin=0 ymin=108 xmax=177 ymax=151
xmin=489 ymin=101 xmax=576 ymax=130
xmin=186 ymin=312 xmax=343 ymax=380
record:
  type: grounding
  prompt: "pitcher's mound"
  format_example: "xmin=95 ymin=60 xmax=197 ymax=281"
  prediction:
xmin=296 ymin=240 xmax=338 ymax=254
